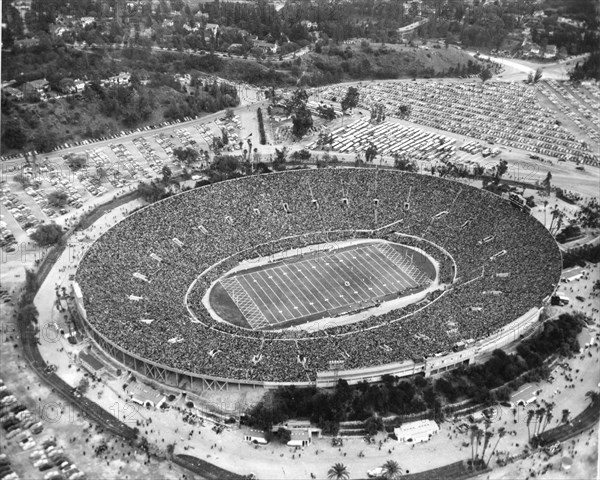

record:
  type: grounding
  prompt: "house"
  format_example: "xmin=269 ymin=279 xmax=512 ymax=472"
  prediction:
xmin=300 ymin=20 xmax=318 ymax=30
xmin=394 ymin=419 xmax=439 ymax=443
xmin=14 ymin=37 xmax=39 ymax=49
xmin=23 ymin=78 xmax=49 ymax=94
xmin=2 ymin=86 xmax=24 ymax=100
xmin=73 ymin=79 xmax=87 ymax=93
xmin=80 ymin=17 xmax=96 ymax=27
xmin=254 ymin=40 xmax=278 ymax=54
xmin=102 ymin=72 xmax=131 ymax=87
xmin=204 ymin=23 xmax=219 ymax=41
xmin=544 ymin=45 xmax=557 ymax=59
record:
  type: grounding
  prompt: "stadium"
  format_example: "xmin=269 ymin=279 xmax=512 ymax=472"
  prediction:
xmin=72 ymin=168 xmax=562 ymax=391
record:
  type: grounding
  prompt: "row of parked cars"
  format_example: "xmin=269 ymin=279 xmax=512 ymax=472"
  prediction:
xmin=29 ymin=438 xmax=85 ymax=480
xmin=1 ymin=377 xmax=85 ymax=480
xmin=0 ymin=453 xmax=18 ymax=480
xmin=1 ymin=381 xmax=44 ymax=441
xmin=1 ymin=183 xmax=42 ymax=243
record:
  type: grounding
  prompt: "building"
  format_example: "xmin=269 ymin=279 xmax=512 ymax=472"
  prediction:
xmin=126 ymin=382 xmax=166 ymax=409
xmin=14 ymin=37 xmax=39 ymax=49
xmin=243 ymin=430 xmax=269 ymax=444
xmin=287 ymin=431 xmax=312 ymax=447
xmin=562 ymin=266 xmax=584 ymax=282
xmin=204 ymin=23 xmax=219 ymax=41
xmin=254 ymin=40 xmax=278 ymax=54
xmin=23 ymin=78 xmax=49 ymax=95
xmin=544 ymin=45 xmax=557 ymax=59
xmin=102 ymin=72 xmax=131 ymax=87
xmin=394 ymin=419 xmax=439 ymax=443
xmin=2 ymin=86 xmax=24 ymax=100
xmin=77 ymin=351 xmax=106 ymax=376
xmin=80 ymin=17 xmax=96 ymax=27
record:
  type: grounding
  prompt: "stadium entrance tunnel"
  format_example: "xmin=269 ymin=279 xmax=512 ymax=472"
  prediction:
xmin=199 ymin=239 xmax=439 ymax=332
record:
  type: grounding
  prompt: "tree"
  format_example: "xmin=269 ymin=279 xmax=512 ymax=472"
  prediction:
xmin=397 ymin=105 xmax=411 ymax=119
xmin=78 ymin=377 xmax=90 ymax=395
xmin=137 ymin=181 xmax=167 ymax=203
xmin=393 ymin=154 xmax=417 ymax=172
xmin=533 ymin=67 xmax=543 ymax=83
xmin=382 ymin=460 xmax=401 ymax=480
xmin=365 ymin=143 xmax=378 ymax=163
xmin=495 ymin=159 xmax=508 ymax=179
xmin=225 ymin=108 xmax=235 ymax=121
xmin=541 ymin=171 xmax=552 ymax=193
xmin=66 ymin=154 xmax=87 ymax=171
xmin=212 ymin=155 xmax=239 ymax=174
xmin=526 ymin=409 xmax=535 ymax=443
xmin=162 ymin=165 xmax=172 ymax=183
xmin=481 ymin=430 xmax=493 ymax=466
xmin=47 ymin=191 xmax=68 ymax=207
xmin=327 ymin=463 xmax=349 ymax=480
xmin=276 ymin=427 xmax=291 ymax=444
xmin=341 ymin=86 xmax=359 ymax=113
xmin=18 ymin=303 xmax=39 ymax=326
xmin=364 ymin=415 xmax=383 ymax=435
xmin=273 ymin=147 xmax=287 ymax=171
xmin=486 ymin=427 xmax=505 ymax=467
xmin=13 ymin=174 xmax=31 ymax=187
xmin=2 ymin=123 xmax=27 ymax=149
xmin=30 ymin=223 xmax=64 ymax=247
xmin=173 ymin=147 xmax=199 ymax=166
xmin=292 ymin=105 xmax=313 ymax=138
xmin=469 ymin=425 xmax=479 ymax=467
xmin=479 ymin=67 xmax=492 ymax=83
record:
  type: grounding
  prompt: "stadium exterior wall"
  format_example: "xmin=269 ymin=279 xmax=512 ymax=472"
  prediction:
xmin=315 ymin=307 xmax=541 ymax=388
xmin=72 ymin=278 xmax=541 ymax=392
xmin=70 ymin=282 xmax=313 ymax=391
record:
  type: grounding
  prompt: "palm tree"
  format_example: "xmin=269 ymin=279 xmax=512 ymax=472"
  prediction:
xmin=526 ymin=409 xmax=535 ymax=443
xmin=328 ymin=463 xmax=349 ymax=480
xmin=481 ymin=430 xmax=494 ymax=468
xmin=548 ymin=206 xmax=560 ymax=233
xmin=382 ymin=460 xmax=401 ymax=479
xmin=486 ymin=427 xmax=506 ymax=468
xmin=474 ymin=428 xmax=484 ymax=463
xmin=542 ymin=410 xmax=554 ymax=433
xmin=535 ymin=407 xmax=546 ymax=436
xmin=469 ymin=425 xmax=479 ymax=467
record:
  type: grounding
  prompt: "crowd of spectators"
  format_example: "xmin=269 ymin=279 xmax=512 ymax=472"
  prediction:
xmin=76 ymin=168 xmax=562 ymax=383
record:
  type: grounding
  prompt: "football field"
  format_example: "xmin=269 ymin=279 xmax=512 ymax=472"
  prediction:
xmin=218 ymin=242 xmax=433 ymax=329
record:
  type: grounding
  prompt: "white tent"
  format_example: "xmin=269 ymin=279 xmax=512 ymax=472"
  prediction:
xmin=394 ymin=419 xmax=439 ymax=443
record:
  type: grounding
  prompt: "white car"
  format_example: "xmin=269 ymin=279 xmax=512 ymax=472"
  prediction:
xmin=6 ymin=428 xmax=22 ymax=439
xmin=33 ymin=457 xmax=49 ymax=468
xmin=16 ymin=410 xmax=31 ymax=421
xmin=21 ymin=439 xmax=37 ymax=450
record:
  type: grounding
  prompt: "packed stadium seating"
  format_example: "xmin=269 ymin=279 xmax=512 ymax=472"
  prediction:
xmin=76 ymin=168 xmax=562 ymax=382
